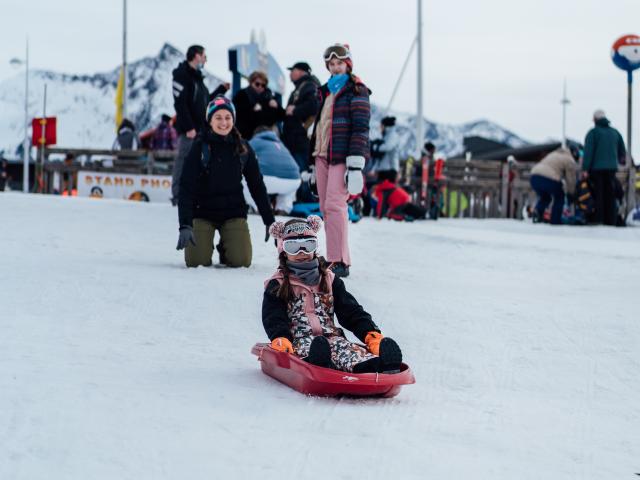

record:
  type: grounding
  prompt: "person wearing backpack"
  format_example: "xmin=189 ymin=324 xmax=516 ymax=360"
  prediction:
xmin=176 ymin=96 xmax=275 ymax=268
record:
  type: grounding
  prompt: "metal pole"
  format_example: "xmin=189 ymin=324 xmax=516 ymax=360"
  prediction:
xmin=22 ymin=38 xmax=29 ymax=193
xmin=38 ymin=84 xmax=47 ymax=193
xmin=561 ymin=79 xmax=570 ymax=148
xmin=385 ymin=36 xmax=417 ymax=115
xmin=627 ymin=71 xmax=636 ymax=212
xmin=122 ymin=0 xmax=127 ymax=119
xmin=416 ymin=0 xmax=424 ymax=157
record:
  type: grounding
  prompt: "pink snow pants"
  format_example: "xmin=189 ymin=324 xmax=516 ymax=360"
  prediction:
xmin=315 ymin=156 xmax=351 ymax=266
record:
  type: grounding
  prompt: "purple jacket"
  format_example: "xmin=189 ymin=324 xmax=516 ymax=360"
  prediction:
xmin=310 ymin=77 xmax=371 ymax=165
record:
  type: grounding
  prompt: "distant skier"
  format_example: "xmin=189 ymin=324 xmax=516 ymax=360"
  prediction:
xmin=307 ymin=43 xmax=371 ymax=278
xmin=176 ymin=96 xmax=275 ymax=268
xmin=263 ymin=216 xmax=403 ymax=373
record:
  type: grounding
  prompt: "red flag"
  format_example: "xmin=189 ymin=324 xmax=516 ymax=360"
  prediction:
xmin=31 ymin=117 xmax=57 ymax=146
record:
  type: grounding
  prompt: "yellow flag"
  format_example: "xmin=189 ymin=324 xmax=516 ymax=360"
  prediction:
xmin=115 ymin=67 xmax=125 ymax=130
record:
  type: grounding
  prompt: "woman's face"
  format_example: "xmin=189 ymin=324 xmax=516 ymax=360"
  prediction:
xmin=210 ymin=110 xmax=234 ymax=136
xmin=286 ymin=251 xmax=314 ymax=262
xmin=328 ymin=58 xmax=348 ymax=75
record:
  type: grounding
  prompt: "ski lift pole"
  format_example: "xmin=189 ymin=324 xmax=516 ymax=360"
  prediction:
xmin=384 ymin=36 xmax=417 ymax=116
xmin=415 ymin=0 xmax=424 ymax=159
xmin=37 ymin=84 xmax=47 ymax=193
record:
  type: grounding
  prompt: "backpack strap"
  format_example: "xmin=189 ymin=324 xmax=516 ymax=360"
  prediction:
xmin=200 ymin=142 xmax=210 ymax=169
xmin=239 ymin=151 xmax=248 ymax=172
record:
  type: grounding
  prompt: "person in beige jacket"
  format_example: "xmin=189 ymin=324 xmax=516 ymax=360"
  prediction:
xmin=529 ymin=146 xmax=579 ymax=224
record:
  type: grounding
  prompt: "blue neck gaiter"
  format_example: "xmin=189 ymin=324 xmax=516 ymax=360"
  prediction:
xmin=328 ymin=74 xmax=349 ymax=94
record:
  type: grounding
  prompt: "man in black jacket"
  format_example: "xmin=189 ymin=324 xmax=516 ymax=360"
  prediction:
xmin=171 ymin=45 xmax=228 ymax=205
xmin=281 ymin=62 xmax=320 ymax=202
xmin=282 ymin=62 xmax=320 ymax=172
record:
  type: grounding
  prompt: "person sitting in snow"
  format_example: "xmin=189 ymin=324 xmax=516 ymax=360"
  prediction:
xmin=372 ymin=170 xmax=427 ymax=221
xmin=262 ymin=216 xmax=403 ymax=373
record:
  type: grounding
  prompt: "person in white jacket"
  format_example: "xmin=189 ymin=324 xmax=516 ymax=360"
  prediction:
xmin=372 ymin=116 xmax=401 ymax=180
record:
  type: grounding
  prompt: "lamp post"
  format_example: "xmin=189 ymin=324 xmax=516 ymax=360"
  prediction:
xmin=9 ymin=38 xmax=30 ymax=193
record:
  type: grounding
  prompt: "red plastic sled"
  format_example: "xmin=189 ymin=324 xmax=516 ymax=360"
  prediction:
xmin=251 ymin=343 xmax=415 ymax=398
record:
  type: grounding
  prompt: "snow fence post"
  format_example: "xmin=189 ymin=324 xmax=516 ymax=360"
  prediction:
xmin=500 ymin=162 xmax=510 ymax=218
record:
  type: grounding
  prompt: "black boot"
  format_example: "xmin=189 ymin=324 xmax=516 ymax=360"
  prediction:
xmin=304 ymin=336 xmax=335 ymax=369
xmin=378 ymin=338 xmax=402 ymax=373
xmin=330 ymin=262 xmax=350 ymax=278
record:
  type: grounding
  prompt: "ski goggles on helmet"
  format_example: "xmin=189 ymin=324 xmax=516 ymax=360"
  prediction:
xmin=282 ymin=237 xmax=318 ymax=255
xmin=323 ymin=44 xmax=351 ymax=62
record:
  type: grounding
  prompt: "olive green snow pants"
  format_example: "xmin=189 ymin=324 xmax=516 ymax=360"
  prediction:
xmin=185 ymin=217 xmax=252 ymax=268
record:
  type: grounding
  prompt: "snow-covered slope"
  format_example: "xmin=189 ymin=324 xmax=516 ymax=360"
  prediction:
xmin=1 ymin=193 xmax=639 ymax=479
xmin=0 ymin=43 xmax=527 ymax=158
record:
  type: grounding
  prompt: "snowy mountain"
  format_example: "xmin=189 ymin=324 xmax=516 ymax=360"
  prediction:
xmin=0 ymin=43 xmax=528 ymax=158
xmin=0 ymin=43 xmax=225 ymax=154
xmin=370 ymin=106 xmax=529 ymax=159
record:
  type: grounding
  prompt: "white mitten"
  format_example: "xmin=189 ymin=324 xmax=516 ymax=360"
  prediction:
xmin=300 ymin=165 xmax=316 ymax=186
xmin=345 ymin=156 xmax=365 ymax=195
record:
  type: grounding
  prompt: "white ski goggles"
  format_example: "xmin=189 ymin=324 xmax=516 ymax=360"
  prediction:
xmin=323 ymin=45 xmax=351 ymax=62
xmin=282 ymin=237 xmax=318 ymax=255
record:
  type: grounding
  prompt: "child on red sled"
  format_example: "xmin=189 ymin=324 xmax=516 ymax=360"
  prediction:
xmin=262 ymin=215 xmax=403 ymax=373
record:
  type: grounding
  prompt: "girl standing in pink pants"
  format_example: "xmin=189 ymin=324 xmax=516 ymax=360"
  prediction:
xmin=308 ymin=43 xmax=371 ymax=278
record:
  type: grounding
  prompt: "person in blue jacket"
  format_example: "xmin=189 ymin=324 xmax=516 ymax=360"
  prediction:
xmin=245 ymin=126 xmax=301 ymax=215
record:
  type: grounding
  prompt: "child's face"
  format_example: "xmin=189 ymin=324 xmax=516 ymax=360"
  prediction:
xmin=328 ymin=58 xmax=348 ymax=75
xmin=286 ymin=251 xmax=314 ymax=262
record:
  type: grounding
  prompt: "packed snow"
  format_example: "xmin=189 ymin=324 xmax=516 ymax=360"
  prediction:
xmin=1 ymin=193 xmax=639 ymax=479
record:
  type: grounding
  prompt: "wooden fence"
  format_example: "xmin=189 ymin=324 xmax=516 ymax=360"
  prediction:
xmin=406 ymin=158 xmax=638 ymax=219
xmin=37 ymin=147 xmax=640 ymax=219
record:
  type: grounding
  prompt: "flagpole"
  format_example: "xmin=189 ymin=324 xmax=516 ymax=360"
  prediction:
xmin=122 ymin=0 xmax=127 ymax=120
xmin=23 ymin=38 xmax=30 ymax=193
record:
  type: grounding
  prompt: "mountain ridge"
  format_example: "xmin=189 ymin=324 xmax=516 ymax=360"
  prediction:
xmin=0 ymin=42 xmax=528 ymax=158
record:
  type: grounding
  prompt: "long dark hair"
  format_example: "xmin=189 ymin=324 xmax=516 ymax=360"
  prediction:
xmin=273 ymin=251 xmax=331 ymax=303
xmin=229 ymin=126 xmax=248 ymax=156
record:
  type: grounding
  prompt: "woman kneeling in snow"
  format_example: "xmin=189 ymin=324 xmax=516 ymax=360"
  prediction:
xmin=262 ymin=216 xmax=402 ymax=373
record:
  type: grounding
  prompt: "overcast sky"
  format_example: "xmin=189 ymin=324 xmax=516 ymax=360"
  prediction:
xmin=2 ymin=0 xmax=640 ymax=156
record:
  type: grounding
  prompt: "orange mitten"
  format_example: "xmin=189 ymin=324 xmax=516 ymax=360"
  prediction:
xmin=364 ymin=331 xmax=384 ymax=356
xmin=271 ymin=337 xmax=294 ymax=353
